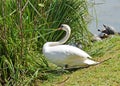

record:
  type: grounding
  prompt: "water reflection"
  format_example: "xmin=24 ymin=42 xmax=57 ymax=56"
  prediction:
xmin=89 ymin=0 xmax=120 ymax=34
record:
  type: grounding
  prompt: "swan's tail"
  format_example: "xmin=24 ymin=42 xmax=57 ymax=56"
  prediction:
xmin=63 ymin=58 xmax=111 ymax=71
xmin=84 ymin=59 xmax=100 ymax=66
xmin=84 ymin=57 xmax=111 ymax=66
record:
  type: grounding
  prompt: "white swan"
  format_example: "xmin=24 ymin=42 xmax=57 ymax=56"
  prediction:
xmin=43 ymin=24 xmax=100 ymax=68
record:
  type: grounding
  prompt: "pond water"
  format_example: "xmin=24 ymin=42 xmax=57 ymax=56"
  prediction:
xmin=89 ymin=0 xmax=120 ymax=34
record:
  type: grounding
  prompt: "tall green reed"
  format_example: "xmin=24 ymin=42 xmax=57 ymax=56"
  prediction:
xmin=0 ymin=0 xmax=91 ymax=85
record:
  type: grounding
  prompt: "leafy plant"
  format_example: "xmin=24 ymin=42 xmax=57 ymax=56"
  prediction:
xmin=0 ymin=0 xmax=91 ymax=85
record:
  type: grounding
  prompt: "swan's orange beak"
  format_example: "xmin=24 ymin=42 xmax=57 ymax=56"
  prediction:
xmin=58 ymin=28 xmax=62 ymax=30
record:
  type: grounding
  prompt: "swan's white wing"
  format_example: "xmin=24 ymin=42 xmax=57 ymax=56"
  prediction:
xmin=47 ymin=45 xmax=92 ymax=58
xmin=44 ymin=45 xmax=92 ymax=67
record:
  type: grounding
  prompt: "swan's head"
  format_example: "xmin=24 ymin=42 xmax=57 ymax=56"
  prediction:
xmin=58 ymin=24 xmax=71 ymax=33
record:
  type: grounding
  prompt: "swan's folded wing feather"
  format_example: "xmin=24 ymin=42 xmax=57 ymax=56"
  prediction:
xmin=48 ymin=45 xmax=92 ymax=59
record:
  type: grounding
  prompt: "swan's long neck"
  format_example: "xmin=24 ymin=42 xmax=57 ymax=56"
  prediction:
xmin=44 ymin=27 xmax=71 ymax=47
xmin=58 ymin=29 xmax=71 ymax=44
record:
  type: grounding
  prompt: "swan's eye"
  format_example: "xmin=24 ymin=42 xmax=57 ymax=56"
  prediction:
xmin=60 ymin=25 xmax=64 ymax=28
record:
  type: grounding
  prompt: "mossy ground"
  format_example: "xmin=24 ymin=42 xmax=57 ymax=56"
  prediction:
xmin=34 ymin=35 xmax=120 ymax=86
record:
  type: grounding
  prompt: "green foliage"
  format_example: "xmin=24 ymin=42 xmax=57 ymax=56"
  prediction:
xmin=0 ymin=0 xmax=90 ymax=85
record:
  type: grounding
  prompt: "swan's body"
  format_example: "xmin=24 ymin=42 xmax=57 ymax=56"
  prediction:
xmin=43 ymin=24 xmax=99 ymax=68
xmin=102 ymin=24 xmax=116 ymax=35
xmin=98 ymin=24 xmax=116 ymax=35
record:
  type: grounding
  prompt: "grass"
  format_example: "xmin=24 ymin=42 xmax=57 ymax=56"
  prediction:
xmin=34 ymin=35 xmax=120 ymax=86
xmin=1 ymin=0 xmax=119 ymax=85
xmin=1 ymin=0 xmax=120 ymax=85
xmin=0 ymin=0 xmax=91 ymax=85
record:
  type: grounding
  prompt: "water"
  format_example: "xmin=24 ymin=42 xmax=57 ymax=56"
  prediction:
xmin=89 ymin=0 xmax=120 ymax=34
